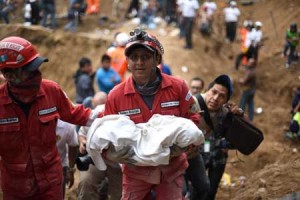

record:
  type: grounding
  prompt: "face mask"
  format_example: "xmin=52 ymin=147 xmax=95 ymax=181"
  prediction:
xmin=8 ymin=71 xmax=42 ymax=103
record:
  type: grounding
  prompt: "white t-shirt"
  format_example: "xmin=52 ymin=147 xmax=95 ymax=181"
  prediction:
xmin=24 ymin=4 xmax=32 ymax=18
xmin=56 ymin=119 xmax=78 ymax=167
xmin=223 ymin=7 xmax=240 ymax=22
xmin=245 ymin=28 xmax=263 ymax=48
xmin=179 ymin=0 xmax=200 ymax=18
xmin=203 ymin=1 xmax=217 ymax=16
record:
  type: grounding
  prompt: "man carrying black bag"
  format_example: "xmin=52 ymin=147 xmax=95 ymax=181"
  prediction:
xmin=194 ymin=74 xmax=245 ymax=200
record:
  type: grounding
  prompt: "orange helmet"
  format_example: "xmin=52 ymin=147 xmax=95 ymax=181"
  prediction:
xmin=125 ymin=28 xmax=164 ymax=57
xmin=0 ymin=36 xmax=47 ymax=70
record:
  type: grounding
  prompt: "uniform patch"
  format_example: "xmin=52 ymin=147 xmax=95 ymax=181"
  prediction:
xmin=189 ymin=102 xmax=199 ymax=114
xmin=185 ymin=91 xmax=192 ymax=101
xmin=0 ymin=117 xmax=19 ymax=124
xmin=161 ymin=101 xmax=180 ymax=108
xmin=39 ymin=107 xmax=57 ymax=115
xmin=0 ymin=42 xmax=25 ymax=52
xmin=118 ymin=109 xmax=141 ymax=116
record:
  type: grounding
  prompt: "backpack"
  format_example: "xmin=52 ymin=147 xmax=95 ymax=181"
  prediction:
xmin=195 ymin=93 xmax=264 ymax=155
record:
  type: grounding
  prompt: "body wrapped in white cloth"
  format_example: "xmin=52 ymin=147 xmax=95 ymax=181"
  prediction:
xmin=86 ymin=114 xmax=204 ymax=170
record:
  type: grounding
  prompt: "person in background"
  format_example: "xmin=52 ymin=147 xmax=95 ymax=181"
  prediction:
xmin=139 ymin=0 xmax=158 ymax=29
xmin=234 ymin=20 xmax=255 ymax=70
xmin=64 ymin=0 xmax=86 ymax=32
xmin=24 ymin=0 xmax=32 ymax=26
xmin=223 ymin=1 xmax=240 ymax=43
xmin=190 ymin=76 xmax=205 ymax=95
xmin=157 ymin=59 xmax=172 ymax=75
xmin=106 ymin=32 xmax=130 ymax=81
xmin=125 ymin=0 xmax=139 ymax=19
xmin=195 ymin=74 xmax=244 ymax=200
xmin=86 ymin=0 xmax=99 ymax=14
xmin=40 ymin=0 xmax=57 ymax=29
xmin=73 ymin=57 xmax=95 ymax=104
xmin=177 ymin=0 xmax=200 ymax=49
xmin=95 ymin=54 xmax=121 ymax=94
xmin=200 ymin=0 xmax=217 ymax=36
xmin=77 ymin=92 xmax=122 ymax=200
xmin=29 ymin=0 xmax=40 ymax=25
xmin=283 ymin=23 xmax=300 ymax=68
xmin=238 ymin=58 xmax=257 ymax=121
xmin=0 ymin=0 xmax=17 ymax=24
xmin=56 ymin=119 xmax=78 ymax=199
xmin=252 ymin=21 xmax=263 ymax=63
xmin=0 ymin=36 xmax=99 ymax=199
xmin=82 ymin=91 xmax=107 ymax=110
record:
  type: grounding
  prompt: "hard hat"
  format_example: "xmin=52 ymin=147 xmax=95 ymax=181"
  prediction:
xmin=243 ymin=20 xmax=249 ymax=27
xmin=255 ymin=21 xmax=263 ymax=27
xmin=115 ymin=32 xmax=129 ymax=47
xmin=229 ymin=1 xmax=237 ymax=6
xmin=125 ymin=28 xmax=164 ymax=57
xmin=0 ymin=36 xmax=47 ymax=70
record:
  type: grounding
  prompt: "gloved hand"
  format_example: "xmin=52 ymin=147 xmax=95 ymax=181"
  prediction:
xmin=66 ymin=167 xmax=75 ymax=188
xmin=170 ymin=144 xmax=186 ymax=159
xmin=105 ymin=143 xmax=136 ymax=164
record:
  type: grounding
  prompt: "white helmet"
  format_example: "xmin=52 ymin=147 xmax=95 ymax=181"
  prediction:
xmin=115 ymin=32 xmax=129 ymax=47
xmin=255 ymin=21 xmax=263 ymax=27
xmin=243 ymin=20 xmax=249 ymax=27
xmin=229 ymin=1 xmax=237 ymax=6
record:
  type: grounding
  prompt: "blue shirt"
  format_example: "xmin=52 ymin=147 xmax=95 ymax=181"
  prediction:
xmin=95 ymin=67 xmax=121 ymax=94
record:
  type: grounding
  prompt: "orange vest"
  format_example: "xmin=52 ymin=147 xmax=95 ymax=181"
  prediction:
xmin=107 ymin=47 xmax=128 ymax=81
xmin=240 ymin=27 xmax=249 ymax=65
xmin=86 ymin=0 xmax=100 ymax=14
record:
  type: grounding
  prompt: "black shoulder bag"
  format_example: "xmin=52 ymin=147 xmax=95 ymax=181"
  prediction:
xmin=195 ymin=94 xmax=264 ymax=155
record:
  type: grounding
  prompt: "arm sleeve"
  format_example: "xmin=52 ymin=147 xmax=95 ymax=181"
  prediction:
xmin=179 ymin=80 xmax=200 ymax=126
xmin=56 ymin=87 xmax=93 ymax=126
xmin=66 ymin=123 xmax=79 ymax=146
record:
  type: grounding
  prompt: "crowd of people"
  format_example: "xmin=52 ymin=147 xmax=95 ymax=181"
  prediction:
xmin=0 ymin=0 xmax=297 ymax=200
xmin=0 ymin=24 xmax=257 ymax=200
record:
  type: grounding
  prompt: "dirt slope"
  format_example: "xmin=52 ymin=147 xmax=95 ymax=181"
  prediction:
xmin=1 ymin=0 xmax=300 ymax=199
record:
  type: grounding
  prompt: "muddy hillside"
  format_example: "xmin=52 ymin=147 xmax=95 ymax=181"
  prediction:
xmin=0 ymin=0 xmax=300 ymax=199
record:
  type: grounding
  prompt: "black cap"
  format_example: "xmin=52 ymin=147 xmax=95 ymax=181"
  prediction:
xmin=23 ymin=56 xmax=48 ymax=71
xmin=214 ymin=74 xmax=233 ymax=101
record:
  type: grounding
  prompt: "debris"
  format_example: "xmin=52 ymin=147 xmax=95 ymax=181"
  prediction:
xmin=181 ymin=66 xmax=188 ymax=73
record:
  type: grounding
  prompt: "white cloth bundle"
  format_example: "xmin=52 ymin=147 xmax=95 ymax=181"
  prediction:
xmin=86 ymin=114 xmax=204 ymax=170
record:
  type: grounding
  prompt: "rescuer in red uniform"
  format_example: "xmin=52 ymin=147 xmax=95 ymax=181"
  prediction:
xmin=0 ymin=36 xmax=99 ymax=200
xmin=103 ymin=28 xmax=200 ymax=199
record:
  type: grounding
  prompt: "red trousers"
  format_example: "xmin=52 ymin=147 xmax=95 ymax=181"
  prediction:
xmin=122 ymin=173 xmax=184 ymax=200
xmin=3 ymin=183 xmax=62 ymax=200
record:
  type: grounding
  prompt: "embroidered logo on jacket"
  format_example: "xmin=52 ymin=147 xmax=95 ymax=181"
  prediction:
xmin=161 ymin=101 xmax=180 ymax=108
xmin=0 ymin=117 xmax=19 ymax=124
xmin=39 ymin=107 xmax=57 ymax=115
xmin=185 ymin=91 xmax=192 ymax=101
xmin=118 ymin=109 xmax=141 ymax=116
